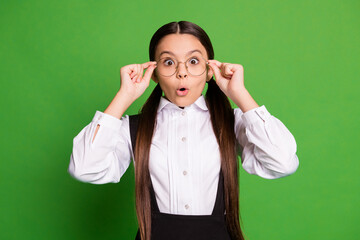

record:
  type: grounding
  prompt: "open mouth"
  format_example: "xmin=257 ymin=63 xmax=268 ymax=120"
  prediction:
xmin=177 ymin=87 xmax=189 ymax=96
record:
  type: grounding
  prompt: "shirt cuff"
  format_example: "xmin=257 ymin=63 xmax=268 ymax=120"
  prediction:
xmin=92 ymin=110 xmax=123 ymax=131
xmin=241 ymin=105 xmax=271 ymax=126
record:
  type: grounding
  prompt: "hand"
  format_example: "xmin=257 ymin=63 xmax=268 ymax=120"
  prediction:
xmin=119 ymin=61 xmax=157 ymax=101
xmin=208 ymin=60 xmax=245 ymax=99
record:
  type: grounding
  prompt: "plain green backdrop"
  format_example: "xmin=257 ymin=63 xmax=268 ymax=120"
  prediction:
xmin=1 ymin=0 xmax=359 ymax=239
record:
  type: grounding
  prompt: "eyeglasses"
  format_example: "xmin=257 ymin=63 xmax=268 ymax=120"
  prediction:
xmin=155 ymin=54 xmax=209 ymax=77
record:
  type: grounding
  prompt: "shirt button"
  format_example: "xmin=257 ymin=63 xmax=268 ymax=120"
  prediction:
xmin=185 ymin=204 xmax=189 ymax=209
xmin=181 ymin=111 xmax=186 ymax=116
xmin=260 ymin=110 xmax=264 ymax=115
xmin=181 ymin=137 xmax=187 ymax=142
xmin=183 ymin=170 xmax=187 ymax=176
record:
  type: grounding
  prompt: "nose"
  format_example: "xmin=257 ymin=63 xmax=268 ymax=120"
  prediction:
xmin=176 ymin=62 xmax=188 ymax=79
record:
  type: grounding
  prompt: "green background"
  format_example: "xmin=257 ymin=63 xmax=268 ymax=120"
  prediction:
xmin=1 ymin=0 xmax=359 ymax=239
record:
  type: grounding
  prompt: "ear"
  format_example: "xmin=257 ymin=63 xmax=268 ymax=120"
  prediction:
xmin=206 ymin=65 xmax=213 ymax=82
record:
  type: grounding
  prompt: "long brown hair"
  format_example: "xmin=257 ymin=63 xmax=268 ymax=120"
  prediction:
xmin=134 ymin=21 xmax=245 ymax=240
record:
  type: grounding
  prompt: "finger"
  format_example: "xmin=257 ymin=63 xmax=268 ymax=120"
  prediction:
xmin=136 ymin=64 xmax=141 ymax=82
xmin=209 ymin=60 xmax=223 ymax=68
xmin=140 ymin=62 xmax=157 ymax=83
xmin=121 ymin=65 xmax=137 ymax=83
xmin=220 ymin=63 xmax=230 ymax=74
xmin=208 ymin=62 xmax=222 ymax=81
xmin=142 ymin=64 xmax=156 ymax=85
xmin=127 ymin=66 xmax=137 ymax=80
xmin=142 ymin=61 xmax=157 ymax=69
xmin=123 ymin=64 xmax=138 ymax=75
xmin=224 ymin=64 xmax=234 ymax=76
xmin=138 ymin=65 xmax=144 ymax=82
xmin=141 ymin=64 xmax=145 ymax=79
xmin=132 ymin=70 xmax=138 ymax=83
xmin=209 ymin=60 xmax=230 ymax=78
xmin=226 ymin=64 xmax=243 ymax=78
xmin=212 ymin=60 xmax=232 ymax=78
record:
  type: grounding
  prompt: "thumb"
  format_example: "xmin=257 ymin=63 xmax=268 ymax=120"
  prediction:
xmin=208 ymin=63 xmax=222 ymax=81
xmin=142 ymin=63 xmax=157 ymax=84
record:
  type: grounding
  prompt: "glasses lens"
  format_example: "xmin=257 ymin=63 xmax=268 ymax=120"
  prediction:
xmin=187 ymin=54 xmax=206 ymax=76
xmin=157 ymin=53 xmax=207 ymax=77
xmin=157 ymin=57 xmax=177 ymax=77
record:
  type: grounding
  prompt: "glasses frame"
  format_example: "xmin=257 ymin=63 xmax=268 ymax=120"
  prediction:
xmin=155 ymin=55 xmax=209 ymax=77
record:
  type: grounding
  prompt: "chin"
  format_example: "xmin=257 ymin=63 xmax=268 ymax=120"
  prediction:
xmin=165 ymin=91 xmax=201 ymax=107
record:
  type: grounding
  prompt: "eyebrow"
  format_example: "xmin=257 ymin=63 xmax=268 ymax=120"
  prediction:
xmin=159 ymin=49 xmax=203 ymax=58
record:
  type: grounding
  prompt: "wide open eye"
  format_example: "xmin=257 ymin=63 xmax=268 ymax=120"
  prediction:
xmin=163 ymin=58 xmax=175 ymax=66
xmin=188 ymin=57 xmax=199 ymax=65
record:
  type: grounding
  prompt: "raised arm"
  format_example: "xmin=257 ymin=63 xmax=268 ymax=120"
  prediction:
xmin=68 ymin=61 xmax=157 ymax=184
xmin=208 ymin=60 xmax=299 ymax=179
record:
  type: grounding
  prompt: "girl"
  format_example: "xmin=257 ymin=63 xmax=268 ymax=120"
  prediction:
xmin=68 ymin=21 xmax=299 ymax=240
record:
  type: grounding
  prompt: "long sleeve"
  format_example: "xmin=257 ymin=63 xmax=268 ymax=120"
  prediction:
xmin=68 ymin=111 xmax=132 ymax=184
xmin=234 ymin=105 xmax=299 ymax=179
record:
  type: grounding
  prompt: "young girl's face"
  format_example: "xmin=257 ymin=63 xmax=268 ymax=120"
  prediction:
xmin=152 ymin=33 xmax=213 ymax=107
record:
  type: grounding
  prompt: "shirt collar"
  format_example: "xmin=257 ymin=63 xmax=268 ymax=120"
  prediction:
xmin=157 ymin=94 xmax=208 ymax=113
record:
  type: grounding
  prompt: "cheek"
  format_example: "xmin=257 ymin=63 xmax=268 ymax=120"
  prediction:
xmin=191 ymin=79 xmax=207 ymax=93
xmin=158 ymin=78 xmax=175 ymax=93
xmin=194 ymin=76 xmax=207 ymax=87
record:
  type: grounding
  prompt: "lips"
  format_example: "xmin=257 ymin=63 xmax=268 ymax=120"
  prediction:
xmin=176 ymin=87 xmax=189 ymax=96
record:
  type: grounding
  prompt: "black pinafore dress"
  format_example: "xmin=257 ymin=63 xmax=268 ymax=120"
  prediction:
xmin=129 ymin=115 xmax=232 ymax=240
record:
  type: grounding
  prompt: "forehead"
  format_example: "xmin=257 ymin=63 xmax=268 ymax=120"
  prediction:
xmin=155 ymin=33 xmax=208 ymax=59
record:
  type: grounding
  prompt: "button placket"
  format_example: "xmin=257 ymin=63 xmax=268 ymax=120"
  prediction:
xmin=180 ymin=111 xmax=187 ymax=143
xmin=180 ymin=113 xmax=187 ymax=142
xmin=177 ymin=109 xmax=191 ymax=214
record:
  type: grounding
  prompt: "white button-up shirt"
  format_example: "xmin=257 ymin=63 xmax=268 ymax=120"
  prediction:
xmin=68 ymin=95 xmax=299 ymax=215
